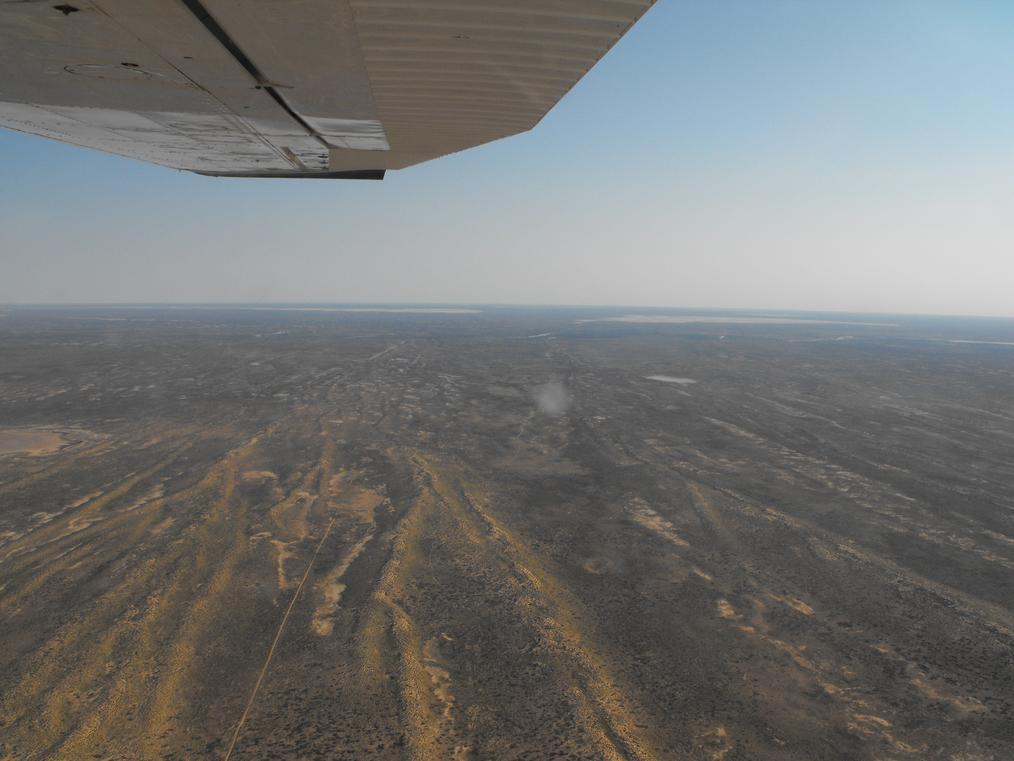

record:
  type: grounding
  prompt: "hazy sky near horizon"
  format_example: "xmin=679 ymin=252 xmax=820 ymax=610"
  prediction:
xmin=3 ymin=0 xmax=1014 ymax=315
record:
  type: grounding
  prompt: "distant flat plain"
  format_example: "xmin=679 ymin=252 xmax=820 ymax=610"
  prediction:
xmin=0 ymin=306 xmax=1012 ymax=760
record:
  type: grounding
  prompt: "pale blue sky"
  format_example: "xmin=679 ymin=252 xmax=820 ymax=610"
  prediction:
xmin=3 ymin=0 xmax=1014 ymax=314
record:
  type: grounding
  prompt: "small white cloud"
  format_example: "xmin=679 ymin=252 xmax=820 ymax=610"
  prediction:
xmin=534 ymin=381 xmax=571 ymax=417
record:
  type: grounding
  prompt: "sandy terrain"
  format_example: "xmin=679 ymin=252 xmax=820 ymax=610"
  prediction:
xmin=0 ymin=429 xmax=68 ymax=456
xmin=0 ymin=306 xmax=1011 ymax=760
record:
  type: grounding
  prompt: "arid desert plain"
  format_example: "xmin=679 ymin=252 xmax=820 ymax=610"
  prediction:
xmin=1 ymin=306 xmax=1012 ymax=760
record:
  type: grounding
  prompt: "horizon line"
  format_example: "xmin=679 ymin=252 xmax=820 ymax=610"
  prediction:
xmin=3 ymin=302 xmax=1014 ymax=321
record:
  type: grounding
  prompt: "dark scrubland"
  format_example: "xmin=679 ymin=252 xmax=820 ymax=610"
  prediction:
xmin=0 ymin=305 xmax=1012 ymax=760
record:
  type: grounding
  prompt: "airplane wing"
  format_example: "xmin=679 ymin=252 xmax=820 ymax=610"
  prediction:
xmin=0 ymin=0 xmax=654 ymax=179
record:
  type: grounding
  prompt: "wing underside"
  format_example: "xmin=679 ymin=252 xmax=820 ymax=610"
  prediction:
xmin=0 ymin=0 xmax=654 ymax=178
